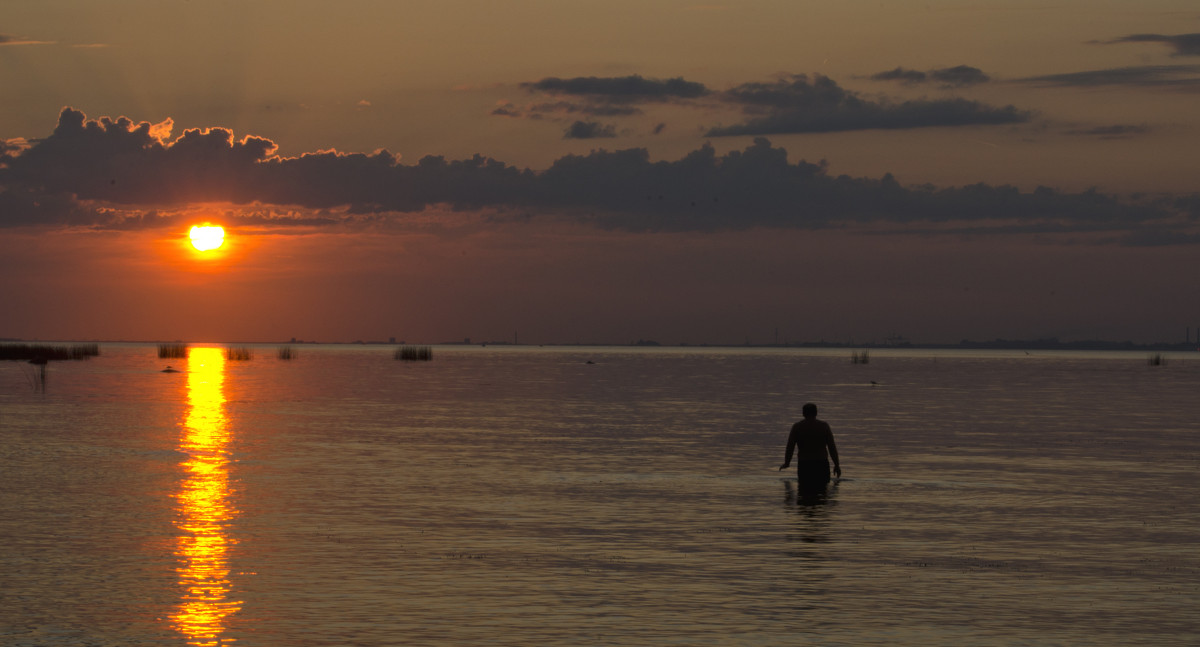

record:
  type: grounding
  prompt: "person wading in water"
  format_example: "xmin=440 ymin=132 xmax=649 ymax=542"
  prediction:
xmin=779 ymin=403 xmax=841 ymax=492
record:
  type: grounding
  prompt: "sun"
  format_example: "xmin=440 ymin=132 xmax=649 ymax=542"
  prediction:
xmin=190 ymin=225 xmax=225 ymax=252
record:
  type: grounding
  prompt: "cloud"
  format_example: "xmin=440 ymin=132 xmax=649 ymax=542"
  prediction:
xmin=1103 ymin=33 xmax=1200 ymax=57
xmin=1020 ymin=65 xmax=1200 ymax=89
xmin=706 ymin=74 xmax=1029 ymax=136
xmin=521 ymin=75 xmax=709 ymax=101
xmin=0 ymin=33 xmax=54 ymax=46
xmin=1 ymin=138 xmax=30 ymax=157
xmin=1 ymin=107 xmax=1191 ymax=244
xmin=504 ymin=74 xmax=706 ymax=123
xmin=1064 ymin=124 xmax=1151 ymax=138
xmin=870 ymin=67 xmax=929 ymax=84
xmin=563 ymin=121 xmax=617 ymax=139
xmin=871 ymin=65 xmax=991 ymax=88
xmin=492 ymin=100 xmax=642 ymax=120
xmin=509 ymin=71 xmax=1023 ymax=136
xmin=929 ymin=65 xmax=991 ymax=87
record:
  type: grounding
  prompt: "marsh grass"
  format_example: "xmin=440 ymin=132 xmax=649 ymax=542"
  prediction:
xmin=1148 ymin=353 xmax=1167 ymax=366
xmin=0 ymin=344 xmax=96 ymax=393
xmin=20 ymin=362 xmax=48 ymax=392
xmin=851 ymin=350 xmax=870 ymax=364
xmin=0 ymin=343 xmax=99 ymax=361
xmin=158 ymin=343 xmax=188 ymax=359
xmin=225 ymin=346 xmax=254 ymax=361
xmin=395 ymin=345 xmax=433 ymax=361
xmin=277 ymin=346 xmax=297 ymax=360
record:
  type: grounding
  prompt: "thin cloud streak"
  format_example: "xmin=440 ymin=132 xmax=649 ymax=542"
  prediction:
xmin=1064 ymin=124 xmax=1152 ymax=138
xmin=870 ymin=65 xmax=992 ymax=88
xmin=0 ymin=33 xmax=55 ymax=46
xmin=521 ymin=75 xmax=710 ymax=101
xmin=1020 ymin=64 xmax=1200 ymax=89
xmin=563 ymin=121 xmax=617 ymax=139
xmin=1101 ymin=33 xmax=1200 ymax=57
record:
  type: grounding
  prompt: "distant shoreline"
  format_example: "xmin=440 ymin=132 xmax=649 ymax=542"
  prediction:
xmin=2 ymin=337 xmax=1197 ymax=352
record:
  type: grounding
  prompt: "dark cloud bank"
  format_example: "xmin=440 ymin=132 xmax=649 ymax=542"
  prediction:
xmin=707 ymin=73 xmax=1026 ymax=136
xmin=1 ymin=108 xmax=1194 ymax=244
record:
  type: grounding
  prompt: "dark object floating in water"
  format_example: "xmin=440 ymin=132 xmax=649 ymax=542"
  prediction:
xmin=585 ymin=360 xmax=595 ymax=364
xmin=162 ymin=366 xmax=181 ymax=373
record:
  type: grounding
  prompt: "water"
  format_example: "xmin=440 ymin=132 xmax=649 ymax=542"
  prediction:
xmin=2 ymin=345 xmax=1198 ymax=646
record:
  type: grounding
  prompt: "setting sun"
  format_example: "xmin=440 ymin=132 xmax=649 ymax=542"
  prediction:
xmin=190 ymin=225 xmax=225 ymax=252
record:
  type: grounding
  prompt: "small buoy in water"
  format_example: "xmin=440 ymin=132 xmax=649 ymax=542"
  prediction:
xmin=162 ymin=366 xmax=180 ymax=373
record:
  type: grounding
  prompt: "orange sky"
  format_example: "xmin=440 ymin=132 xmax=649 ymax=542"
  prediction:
xmin=2 ymin=1 xmax=1199 ymax=344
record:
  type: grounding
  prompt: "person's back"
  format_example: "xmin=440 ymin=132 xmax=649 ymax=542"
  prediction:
xmin=789 ymin=417 xmax=834 ymax=461
xmin=779 ymin=403 xmax=841 ymax=490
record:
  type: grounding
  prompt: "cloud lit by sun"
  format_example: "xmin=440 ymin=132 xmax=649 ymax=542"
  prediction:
xmin=190 ymin=225 xmax=225 ymax=252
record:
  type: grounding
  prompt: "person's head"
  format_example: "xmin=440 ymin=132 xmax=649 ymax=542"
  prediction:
xmin=802 ymin=403 xmax=817 ymax=419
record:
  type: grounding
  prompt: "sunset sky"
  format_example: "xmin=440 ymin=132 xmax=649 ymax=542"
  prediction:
xmin=2 ymin=0 xmax=1199 ymax=345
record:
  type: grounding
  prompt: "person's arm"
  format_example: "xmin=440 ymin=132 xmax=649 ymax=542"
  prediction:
xmin=827 ymin=426 xmax=841 ymax=477
xmin=779 ymin=424 xmax=798 ymax=470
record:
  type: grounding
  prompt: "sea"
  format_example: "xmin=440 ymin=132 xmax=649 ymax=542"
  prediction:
xmin=2 ymin=344 xmax=1197 ymax=646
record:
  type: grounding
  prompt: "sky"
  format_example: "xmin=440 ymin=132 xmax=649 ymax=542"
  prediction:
xmin=2 ymin=0 xmax=1199 ymax=345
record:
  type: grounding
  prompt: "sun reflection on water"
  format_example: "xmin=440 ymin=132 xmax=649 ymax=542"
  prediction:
xmin=171 ymin=347 xmax=241 ymax=646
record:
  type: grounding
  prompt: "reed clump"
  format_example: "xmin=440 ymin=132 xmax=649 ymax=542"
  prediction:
xmin=851 ymin=350 xmax=870 ymax=364
xmin=395 ymin=345 xmax=433 ymax=361
xmin=225 ymin=346 xmax=254 ymax=361
xmin=158 ymin=343 xmax=188 ymax=359
xmin=1148 ymin=353 xmax=1167 ymax=366
xmin=0 ymin=343 xmax=100 ymax=361
xmin=277 ymin=345 xmax=297 ymax=360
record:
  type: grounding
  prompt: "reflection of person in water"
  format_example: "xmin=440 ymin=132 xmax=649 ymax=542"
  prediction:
xmin=779 ymin=403 xmax=841 ymax=491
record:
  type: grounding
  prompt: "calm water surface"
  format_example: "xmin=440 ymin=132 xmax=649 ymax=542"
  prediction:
xmin=2 ymin=345 xmax=1198 ymax=646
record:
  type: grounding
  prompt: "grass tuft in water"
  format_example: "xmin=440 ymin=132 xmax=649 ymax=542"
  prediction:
xmin=1 ymin=343 xmax=100 ymax=361
xmin=851 ymin=350 xmax=870 ymax=364
xmin=277 ymin=346 xmax=297 ymax=360
xmin=158 ymin=343 xmax=188 ymax=359
xmin=395 ymin=345 xmax=433 ymax=361
xmin=225 ymin=346 xmax=254 ymax=361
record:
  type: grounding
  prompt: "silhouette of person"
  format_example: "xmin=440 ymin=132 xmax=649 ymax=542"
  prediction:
xmin=779 ymin=403 xmax=841 ymax=492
